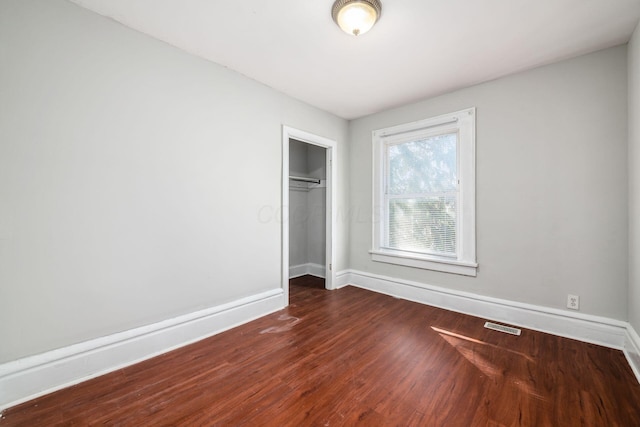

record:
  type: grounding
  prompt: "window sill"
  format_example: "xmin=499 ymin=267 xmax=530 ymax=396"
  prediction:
xmin=369 ymin=250 xmax=478 ymax=277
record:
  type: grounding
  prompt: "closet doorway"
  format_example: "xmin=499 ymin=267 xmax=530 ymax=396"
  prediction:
xmin=282 ymin=126 xmax=336 ymax=304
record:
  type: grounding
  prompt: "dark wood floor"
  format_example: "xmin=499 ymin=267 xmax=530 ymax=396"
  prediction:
xmin=2 ymin=275 xmax=640 ymax=426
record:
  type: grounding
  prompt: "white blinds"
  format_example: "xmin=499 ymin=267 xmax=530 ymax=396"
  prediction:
xmin=384 ymin=133 xmax=458 ymax=257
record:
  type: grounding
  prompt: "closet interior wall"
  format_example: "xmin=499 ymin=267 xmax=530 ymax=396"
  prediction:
xmin=289 ymin=139 xmax=326 ymax=279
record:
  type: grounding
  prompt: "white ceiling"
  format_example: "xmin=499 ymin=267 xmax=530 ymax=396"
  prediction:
xmin=70 ymin=0 xmax=640 ymax=119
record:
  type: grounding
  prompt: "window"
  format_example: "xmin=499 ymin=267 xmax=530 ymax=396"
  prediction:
xmin=371 ymin=108 xmax=477 ymax=276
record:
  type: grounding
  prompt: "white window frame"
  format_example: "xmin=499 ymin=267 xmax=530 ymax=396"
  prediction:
xmin=371 ymin=108 xmax=477 ymax=276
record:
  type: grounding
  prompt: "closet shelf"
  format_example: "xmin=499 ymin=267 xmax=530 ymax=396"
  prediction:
xmin=289 ymin=175 xmax=321 ymax=184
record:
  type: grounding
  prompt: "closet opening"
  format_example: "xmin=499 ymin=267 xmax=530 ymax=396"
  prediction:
xmin=281 ymin=126 xmax=336 ymax=304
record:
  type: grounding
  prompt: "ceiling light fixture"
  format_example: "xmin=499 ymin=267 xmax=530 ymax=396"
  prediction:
xmin=331 ymin=0 xmax=382 ymax=36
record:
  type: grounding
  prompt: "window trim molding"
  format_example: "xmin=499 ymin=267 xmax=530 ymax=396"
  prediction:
xmin=371 ymin=108 xmax=477 ymax=276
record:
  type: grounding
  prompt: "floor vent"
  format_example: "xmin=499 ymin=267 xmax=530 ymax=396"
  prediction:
xmin=484 ymin=321 xmax=521 ymax=336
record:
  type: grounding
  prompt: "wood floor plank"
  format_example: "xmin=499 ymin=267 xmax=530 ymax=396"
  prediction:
xmin=2 ymin=275 xmax=640 ymax=426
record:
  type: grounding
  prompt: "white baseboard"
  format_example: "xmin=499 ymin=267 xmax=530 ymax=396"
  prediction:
xmin=4 ymin=271 xmax=638 ymax=412
xmin=335 ymin=270 xmax=351 ymax=289
xmin=0 ymin=288 xmax=285 ymax=411
xmin=624 ymin=325 xmax=640 ymax=384
xmin=340 ymin=269 xmax=640 ymax=383
xmin=339 ymin=269 xmax=628 ymax=349
xmin=289 ymin=263 xmax=325 ymax=279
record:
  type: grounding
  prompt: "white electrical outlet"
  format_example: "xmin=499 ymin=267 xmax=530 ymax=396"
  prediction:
xmin=567 ymin=294 xmax=580 ymax=310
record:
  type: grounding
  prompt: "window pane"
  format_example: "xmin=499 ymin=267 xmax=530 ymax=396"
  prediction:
xmin=388 ymin=133 xmax=457 ymax=194
xmin=388 ymin=196 xmax=457 ymax=256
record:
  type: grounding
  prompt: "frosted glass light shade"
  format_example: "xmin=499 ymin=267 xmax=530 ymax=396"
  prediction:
xmin=332 ymin=0 xmax=382 ymax=36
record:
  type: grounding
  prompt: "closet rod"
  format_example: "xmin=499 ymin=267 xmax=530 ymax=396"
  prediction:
xmin=289 ymin=175 xmax=321 ymax=184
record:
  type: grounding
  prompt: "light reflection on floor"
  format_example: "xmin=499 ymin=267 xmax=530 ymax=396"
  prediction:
xmin=431 ymin=326 xmax=547 ymax=401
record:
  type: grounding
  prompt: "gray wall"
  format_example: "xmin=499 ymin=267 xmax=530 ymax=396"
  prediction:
xmin=349 ymin=46 xmax=629 ymax=320
xmin=288 ymin=140 xmax=326 ymax=270
xmin=306 ymin=146 xmax=326 ymax=267
xmin=289 ymin=141 xmax=309 ymax=268
xmin=629 ymin=22 xmax=640 ymax=332
xmin=0 ymin=0 xmax=349 ymax=363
